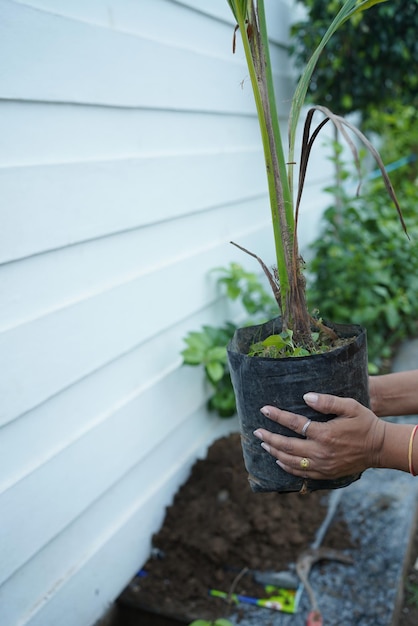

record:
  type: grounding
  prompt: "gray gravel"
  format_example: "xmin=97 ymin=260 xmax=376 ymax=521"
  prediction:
xmin=226 ymin=467 xmax=418 ymax=626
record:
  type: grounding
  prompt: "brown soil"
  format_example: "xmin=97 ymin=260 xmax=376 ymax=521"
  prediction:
xmin=119 ymin=433 xmax=353 ymax=623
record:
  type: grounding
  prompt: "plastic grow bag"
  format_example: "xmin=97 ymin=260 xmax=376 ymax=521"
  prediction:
xmin=227 ymin=317 xmax=370 ymax=493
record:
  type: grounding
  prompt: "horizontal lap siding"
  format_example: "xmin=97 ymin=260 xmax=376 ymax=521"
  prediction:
xmin=0 ymin=151 xmax=268 ymax=262
xmin=0 ymin=1 xmax=294 ymax=626
xmin=0 ymin=224 xmax=271 ymax=426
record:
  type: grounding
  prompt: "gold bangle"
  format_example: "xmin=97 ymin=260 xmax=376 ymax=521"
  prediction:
xmin=408 ymin=424 xmax=418 ymax=476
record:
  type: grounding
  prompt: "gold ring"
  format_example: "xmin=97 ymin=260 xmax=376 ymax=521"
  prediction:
xmin=300 ymin=457 xmax=310 ymax=470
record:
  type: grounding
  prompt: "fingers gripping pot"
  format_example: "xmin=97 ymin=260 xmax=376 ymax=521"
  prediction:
xmin=227 ymin=317 xmax=370 ymax=493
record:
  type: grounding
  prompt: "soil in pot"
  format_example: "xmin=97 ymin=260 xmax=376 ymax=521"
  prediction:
xmin=118 ymin=433 xmax=354 ymax=624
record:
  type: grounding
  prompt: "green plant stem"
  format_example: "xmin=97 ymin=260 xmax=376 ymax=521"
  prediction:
xmin=231 ymin=2 xmax=316 ymax=340
xmin=231 ymin=2 xmax=293 ymax=320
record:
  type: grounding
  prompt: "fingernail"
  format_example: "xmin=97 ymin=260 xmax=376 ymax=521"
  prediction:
xmin=253 ymin=429 xmax=263 ymax=440
xmin=261 ymin=442 xmax=270 ymax=453
xmin=304 ymin=392 xmax=319 ymax=404
xmin=260 ymin=406 xmax=270 ymax=417
xmin=276 ymin=460 xmax=285 ymax=469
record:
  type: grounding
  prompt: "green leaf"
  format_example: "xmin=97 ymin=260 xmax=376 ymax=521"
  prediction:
xmin=248 ymin=341 xmax=266 ymax=356
xmin=206 ymin=346 xmax=227 ymax=363
xmin=372 ymin=285 xmax=389 ymax=298
xmin=181 ymin=328 xmax=221 ymax=365
xmin=225 ymin=283 xmax=241 ymax=300
xmin=181 ymin=348 xmax=204 ymax=366
xmin=201 ymin=325 xmax=228 ymax=345
xmin=261 ymin=334 xmax=288 ymax=350
xmin=226 ymin=0 xmax=250 ymax=22
xmin=368 ymin=362 xmax=379 ymax=375
xmin=384 ymin=302 xmax=400 ymax=329
xmin=183 ymin=331 xmax=211 ymax=351
xmin=206 ymin=361 xmax=225 ymax=383
xmin=352 ymin=0 xmax=388 ymax=13
xmin=293 ymin=347 xmax=311 ymax=356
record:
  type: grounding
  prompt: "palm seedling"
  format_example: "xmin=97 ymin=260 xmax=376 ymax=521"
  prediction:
xmin=226 ymin=0 xmax=405 ymax=353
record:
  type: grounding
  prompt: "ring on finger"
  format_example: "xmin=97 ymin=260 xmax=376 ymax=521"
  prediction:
xmin=300 ymin=457 xmax=310 ymax=470
xmin=301 ymin=419 xmax=312 ymax=438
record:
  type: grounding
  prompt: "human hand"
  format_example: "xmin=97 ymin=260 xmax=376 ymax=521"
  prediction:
xmin=253 ymin=392 xmax=386 ymax=480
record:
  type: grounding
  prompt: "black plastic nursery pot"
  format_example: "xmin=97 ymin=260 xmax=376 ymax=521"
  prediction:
xmin=227 ymin=316 xmax=370 ymax=494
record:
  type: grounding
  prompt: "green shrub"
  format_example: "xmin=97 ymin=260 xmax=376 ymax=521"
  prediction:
xmin=181 ymin=263 xmax=276 ymax=417
xmin=290 ymin=0 xmax=418 ymax=123
xmin=308 ymin=174 xmax=418 ymax=371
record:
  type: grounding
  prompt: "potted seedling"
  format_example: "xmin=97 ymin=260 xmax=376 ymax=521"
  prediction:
xmin=225 ymin=0 xmax=406 ymax=493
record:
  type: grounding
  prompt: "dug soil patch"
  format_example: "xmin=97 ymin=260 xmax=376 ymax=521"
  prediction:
xmin=119 ymin=433 xmax=353 ymax=623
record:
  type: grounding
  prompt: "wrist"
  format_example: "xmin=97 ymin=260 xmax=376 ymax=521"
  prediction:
xmin=408 ymin=425 xmax=418 ymax=476
xmin=377 ymin=422 xmax=413 ymax=472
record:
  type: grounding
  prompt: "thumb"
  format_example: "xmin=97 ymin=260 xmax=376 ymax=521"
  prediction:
xmin=303 ymin=392 xmax=359 ymax=417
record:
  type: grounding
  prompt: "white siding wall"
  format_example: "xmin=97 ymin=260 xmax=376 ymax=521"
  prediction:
xmin=0 ymin=2 xmax=330 ymax=625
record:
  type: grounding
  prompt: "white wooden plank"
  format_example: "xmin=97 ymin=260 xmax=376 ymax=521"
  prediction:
xmin=175 ymin=0 xmax=291 ymax=44
xmin=264 ymin=0 xmax=294 ymax=44
xmin=0 ymin=0 xmax=264 ymax=112
xmin=0 ymin=150 xmax=268 ymax=263
xmin=0 ymin=407 xmax=238 ymax=626
xmin=1 ymin=1 xmax=291 ymax=109
xmin=171 ymin=0 xmax=236 ymax=23
xmin=0 ymin=295 xmax=245 ymax=494
xmin=13 ymin=0 xmax=235 ymax=51
xmin=0 ymin=103 xmax=263 ymax=166
xmin=0 ymin=360 xmax=237 ymax=587
xmin=0 ymin=195 xmax=270 ymax=331
xmin=13 ymin=0 xmax=289 ymax=58
xmin=0 ymin=227 xmax=273 ymax=426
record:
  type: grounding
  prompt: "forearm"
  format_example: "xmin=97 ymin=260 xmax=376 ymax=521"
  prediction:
xmin=370 ymin=370 xmax=418 ymax=417
xmin=378 ymin=422 xmax=418 ymax=474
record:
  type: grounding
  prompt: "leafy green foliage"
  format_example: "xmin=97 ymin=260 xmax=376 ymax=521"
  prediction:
xmin=290 ymin=0 xmax=418 ymax=123
xmin=365 ymin=102 xmax=418 ymax=187
xmin=307 ymin=153 xmax=418 ymax=371
xmin=181 ymin=264 xmax=276 ymax=417
xmin=182 ymin=322 xmax=237 ymax=417
xmin=248 ymin=328 xmax=335 ymax=358
xmin=249 ymin=329 xmax=310 ymax=358
xmin=214 ymin=262 xmax=277 ymax=318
